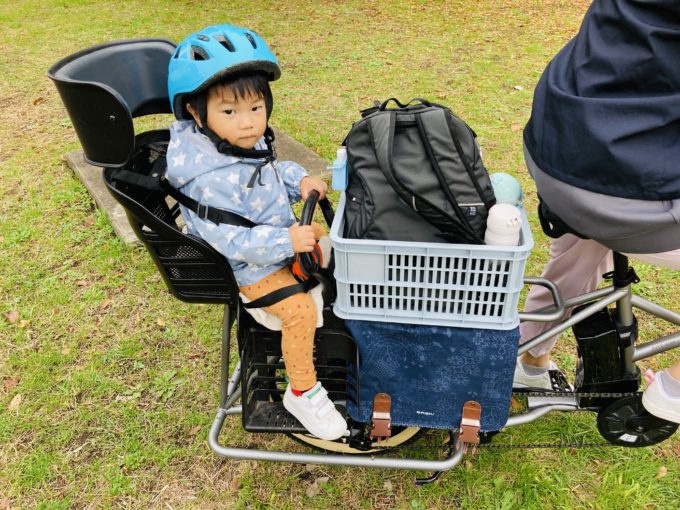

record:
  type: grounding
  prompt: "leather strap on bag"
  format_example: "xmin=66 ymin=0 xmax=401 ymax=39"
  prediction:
xmin=459 ymin=400 xmax=482 ymax=445
xmin=370 ymin=393 xmax=392 ymax=441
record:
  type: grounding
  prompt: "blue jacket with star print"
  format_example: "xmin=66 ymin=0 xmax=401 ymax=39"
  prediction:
xmin=165 ymin=120 xmax=308 ymax=286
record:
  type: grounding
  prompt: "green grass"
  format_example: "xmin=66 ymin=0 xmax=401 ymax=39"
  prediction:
xmin=1 ymin=0 xmax=679 ymax=508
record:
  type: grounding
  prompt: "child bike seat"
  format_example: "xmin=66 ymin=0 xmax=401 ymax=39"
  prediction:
xmin=49 ymin=39 xmax=240 ymax=306
xmin=48 ymin=38 xmax=176 ymax=168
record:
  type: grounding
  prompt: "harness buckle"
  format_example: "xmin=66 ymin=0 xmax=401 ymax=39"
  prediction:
xmin=197 ymin=203 xmax=209 ymax=220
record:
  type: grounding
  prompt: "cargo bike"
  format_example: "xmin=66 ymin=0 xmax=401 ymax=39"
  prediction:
xmin=48 ymin=38 xmax=680 ymax=484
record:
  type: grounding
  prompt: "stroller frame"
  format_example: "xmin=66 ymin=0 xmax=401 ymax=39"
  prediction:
xmin=48 ymin=38 xmax=680 ymax=481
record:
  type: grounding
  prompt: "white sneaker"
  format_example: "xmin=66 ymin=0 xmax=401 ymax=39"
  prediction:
xmin=283 ymin=382 xmax=347 ymax=440
xmin=642 ymin=372 xmax=680 ymax=424
xmin=513 ymin=360 xmax=573 ymax=392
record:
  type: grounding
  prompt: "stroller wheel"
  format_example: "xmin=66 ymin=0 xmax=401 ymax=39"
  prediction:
xmin=289 ymin=425 xmax=422 ymax=454
xmin=596 ymin=394 xmax=678 ymax=447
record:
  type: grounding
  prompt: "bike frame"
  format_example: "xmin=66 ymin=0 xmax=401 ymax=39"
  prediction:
xmin=208 ymin=252 xmax=680 ymax=474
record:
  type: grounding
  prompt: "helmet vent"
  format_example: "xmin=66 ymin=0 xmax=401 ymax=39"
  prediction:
xmin=190 ymin=45 xmax=209 ymax=61
xmin=244 ymin=32 xmax=258 ymax=49
xmin=213 ymin=35 xmax=236 ymax=52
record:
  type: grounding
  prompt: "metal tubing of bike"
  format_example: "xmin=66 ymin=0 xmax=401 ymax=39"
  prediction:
xmin=634 ymin=331 xmax=680 ymax=361
xmin=519 ymin=286 xmax=615 ymax=323
xmin=504 ymin=403 xmax=579 ymax=427
xmin=518 ymin=287 xmax=629 ymax=355
xmin=614 ymin=285 xmax=637 ymax=372
xmin=616 ymin=289 xmax=635 ymax=328
xmin=219 ymin=306 xmax=232 ymax=408
xmin=632 ymin=295 xmax=680 ymax=325
xmin=208 ymin=409 xmax=465 ymax=471
xmin=518 ymin=277 xmax=565 ymax=322
xmin=225 ymin=361 xmax=241 ymax=402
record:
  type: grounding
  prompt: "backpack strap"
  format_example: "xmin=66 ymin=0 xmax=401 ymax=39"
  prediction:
xmin=368 ymin=108 xmax=484 ymax=244
xmin=418 ymin=108 xmax=494 ymax=211
xmin=414 ymin=109 xmax=488 ymax=243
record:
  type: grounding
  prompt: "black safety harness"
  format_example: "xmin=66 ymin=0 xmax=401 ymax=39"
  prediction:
xmin=110 ymin=130 xmax=318 ymax=310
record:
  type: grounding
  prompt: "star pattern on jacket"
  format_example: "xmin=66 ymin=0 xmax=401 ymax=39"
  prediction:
xmin=201 ymin=187 xmax=214 ymax=201
xmin=172 ymin=152 xmax=186 ymax=167
xmin=250 ymin=196 xmax=265 ymax=212
xmin=166 ymin=120 xmax=308 ymax=286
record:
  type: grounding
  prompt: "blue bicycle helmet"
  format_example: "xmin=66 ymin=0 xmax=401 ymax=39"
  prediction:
xmin=168 ymin=24 xmax=281 ymax=120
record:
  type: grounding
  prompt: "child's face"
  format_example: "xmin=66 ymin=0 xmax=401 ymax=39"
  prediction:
xmin=193 ymin=85 xmax=267 ymax=149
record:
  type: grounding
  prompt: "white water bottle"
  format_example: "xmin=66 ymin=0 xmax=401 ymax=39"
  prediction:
xmin=329 ymin=147 xmax=348 ymax=191
xmin=484 ymin=204 xmax=522 ymax=246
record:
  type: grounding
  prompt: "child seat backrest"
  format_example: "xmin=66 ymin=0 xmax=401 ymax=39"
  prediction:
xmin=49 ymin=40 xmax=240 ymax=307
xmin=103 ymin=131 xmax=240 ymax=306
xmin=48 ymin=39 xmax=176 ymax=168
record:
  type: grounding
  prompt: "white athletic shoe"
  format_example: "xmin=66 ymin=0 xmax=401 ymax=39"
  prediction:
xmin=513 ymin=360 xmax=573 ymax=392
xmin=642 ymin=372 xmax=680 ymax=424
xmin=283 ymin=382 xmax=347 ymax=440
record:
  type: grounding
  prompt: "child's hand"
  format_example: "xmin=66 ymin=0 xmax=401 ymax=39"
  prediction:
xmin=288 ymin=223 xmax=316 ymax=253
xmin=300 ymin=176 xmax=328 ymax=200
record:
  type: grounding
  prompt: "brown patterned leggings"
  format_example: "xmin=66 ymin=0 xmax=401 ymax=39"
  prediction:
xmin=239 ymin=222 xmax=326 ymax=390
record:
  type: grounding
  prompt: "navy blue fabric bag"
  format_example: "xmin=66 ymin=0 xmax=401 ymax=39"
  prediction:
xmin=345 ymin=320 xmax=519 ymax=431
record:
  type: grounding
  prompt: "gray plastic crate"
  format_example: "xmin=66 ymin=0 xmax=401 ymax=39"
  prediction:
xmin=330 ymin=194 xmax=534 ymax=329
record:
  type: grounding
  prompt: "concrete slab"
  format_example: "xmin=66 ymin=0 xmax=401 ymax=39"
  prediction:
xmin=65 ymin=151 xmax=140 ymax=245
xmin=65 ymin=128 xmax=330 ymax=245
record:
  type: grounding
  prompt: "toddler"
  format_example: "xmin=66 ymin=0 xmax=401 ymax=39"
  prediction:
xmin=165 ymin=24 xmax=346 ymax=440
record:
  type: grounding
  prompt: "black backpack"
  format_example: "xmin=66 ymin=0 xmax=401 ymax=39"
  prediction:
xmin=343 ymin=98 xmax=496 ymax=244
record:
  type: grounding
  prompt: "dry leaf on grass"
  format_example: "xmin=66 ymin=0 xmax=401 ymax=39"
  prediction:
xmin=655 ymin=466 xmax=668 ymax=479
xmin=3 ymin=310 xmax=19 ymax=324
xmin=3 ymin=379 xmax=20 ymax=391
xmin=99 ymin=299 xmax=112 ymax=310
xmin=305 ymin=476 xmax=329 ymax=498
xmin=157 ymin=318 xmax=166 ymax=327
xmin=511 ymin=123 xmax=524 ymax=132
xmin=8 ymin=394 xmax=22 ymax=412
xmin=510 ymin=396 xmax=523 ymax=411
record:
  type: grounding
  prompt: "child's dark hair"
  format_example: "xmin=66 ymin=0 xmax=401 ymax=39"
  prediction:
xmin=187 ymin=71 xmax=272 ymax=118
xmin=212 ymin=72 xmax=271 ymax=103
